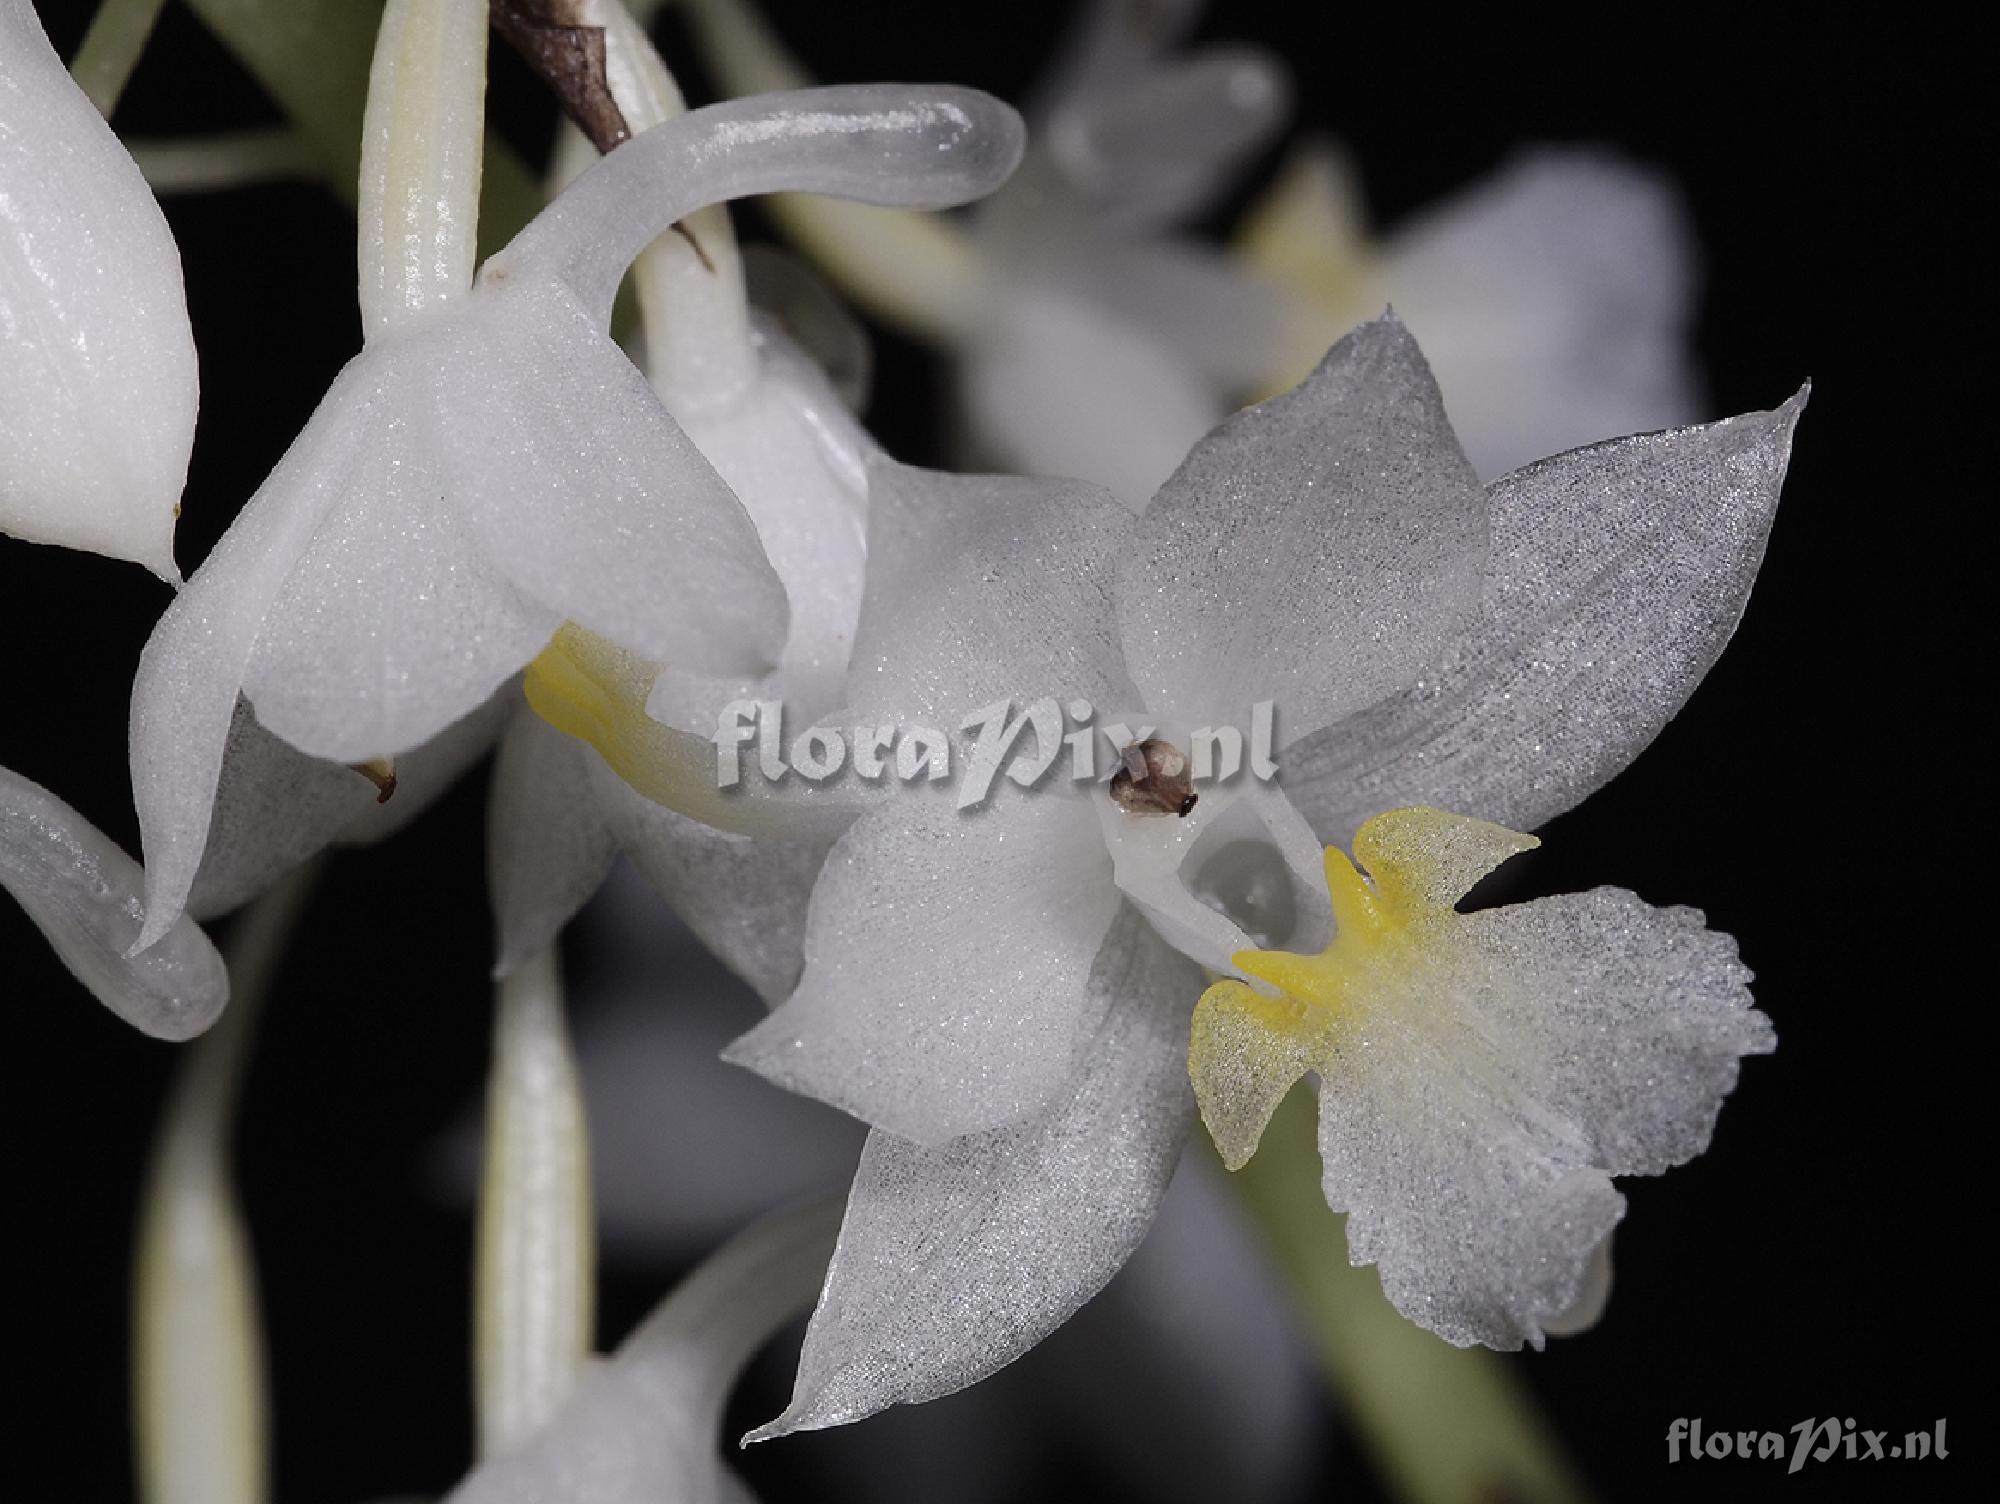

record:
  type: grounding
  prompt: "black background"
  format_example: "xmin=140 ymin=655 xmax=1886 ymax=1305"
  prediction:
xmin=3 ymin=2 xmax=1979 ymax=1501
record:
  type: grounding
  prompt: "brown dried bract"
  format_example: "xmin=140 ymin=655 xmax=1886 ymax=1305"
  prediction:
xmin=1108 ymin=738 xmax=1197 ymax=818
xmin=490 ymin=0 xmax=630 ymax=154
xmin=489 ymin=1 xmax=712 ymax=268
xmin=351 ymin=757 xmax=398 ymax=805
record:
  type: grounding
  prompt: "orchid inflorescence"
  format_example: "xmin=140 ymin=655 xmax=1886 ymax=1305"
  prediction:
xmin=3 ymin=0 xmax=1803 ymax=1498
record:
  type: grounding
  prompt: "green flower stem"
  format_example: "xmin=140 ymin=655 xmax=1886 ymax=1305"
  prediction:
xmin=182 ymin=0 xmax=543 ymax=257
xmin=126 ymin=128 xmax=320 ymax=195
xmin=1226 ymin=1086 xmax=1594 ymax=1504
xmin=474 ymin=945 xmax=595 ymax=1460
xmin=133 ymin=860 xmax=319 ymax=1504
xmin=70 ymin=0 xmax=168 ymax=115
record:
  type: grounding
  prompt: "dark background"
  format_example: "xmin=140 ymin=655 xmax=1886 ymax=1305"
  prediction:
xmin=3 ymin=2 xmax=1978 ymax=1501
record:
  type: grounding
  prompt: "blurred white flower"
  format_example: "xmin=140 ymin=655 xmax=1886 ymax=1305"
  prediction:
xmin=683 ymin=0 xmax=1702 ymax=503
xmin=125 ymin=81 xmax=1027 ymax=952
xmin=1 ymin=0 xmax=197 ymax=579
xmin=690 ymin=318 xmax=1803 ymax=1428
xmin=445 ymin=1198 xmax=841 ymax=1504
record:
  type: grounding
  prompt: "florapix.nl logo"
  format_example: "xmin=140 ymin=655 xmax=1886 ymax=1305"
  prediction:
xmin=1666 ymin=1417 xmax=1949 ymax=1474
xmin=712 ymin=697 xmax=1282 ymax=812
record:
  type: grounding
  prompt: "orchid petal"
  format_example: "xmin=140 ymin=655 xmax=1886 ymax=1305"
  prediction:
xmin=749 ymin=909 xmax=1198 ymax=1437
xmin=2 ymin=765 xmax=226 ymax=1039
xmin=129 ymin=361 xmax=392 ymax=949
xmin=429 ymin=282 xmax=786 ymax=678
xmin=604 ymin=758 xmax=832 ymax=1008
xmin=192 ymin=686 xmax=508 ymax=921
xmin=1045 ymin=47 xmax=1291 ymax=228
xmin=724 ymin=791 xmax=1120 ymax=1145
xmin=1190 ymin=808 xmax=1772 ymax=1348
xmin=1383 ymin=150 xmax=1703 ymax=479
xmin=957 ymin=286 xmax=1225 ymax=512
xmin=492 ymin=702 xmax=832 ymax=1002
xmin=1026 ymin=0 xmax=1204 ymax=115
xmin=1320 ymin=878 xmax=1770 ymax=1349
xmin=1118 ymin=314 xmax=1487 ymax=736
xmin=1043 ymin=232 xmax=1296 ymax=395
xmin=0 ymin=0 xmax=196 ymax=580
xmin=238 ymin=382 xmax=555 ymax=762
xmin=847 ymin=459 xmax=1141 ymax=726
xmin=1281 ymin=394 xmax=1807 ymax=843
xmin=448 ymin=1199 xmax=840 ymax=1504
xmin=645 ymin=331 xmax=877 ymax=732
xmin=487 ymin=711 xmax=618 ymax=980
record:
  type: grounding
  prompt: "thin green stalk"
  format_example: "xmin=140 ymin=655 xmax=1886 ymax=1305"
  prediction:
xmin=133 ymin=861 xmax=319 ymax=1504
xmin=474 ymin=945 xmax=595 ymax=1459
xmin=182 ymin=0 xmax=543 ymax=256
xmin=127 ymin=128 xmax=319 ymax=195
xmin=69 ymin=0 xmax=168 ymax=116
xmin=1227 ymin=1086 xmax=1594 ymax=1504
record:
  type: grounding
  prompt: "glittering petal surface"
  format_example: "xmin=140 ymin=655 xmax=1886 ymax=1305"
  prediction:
xmin=1190 ymin=808 xmax=1773 ymax=1349
xmin=0 ymin=0 xmax=196 ymax=580
xmin=956 ymin=286 xmax=1223 ymax=512
xmin=432 ymin=281 xmax=788 ymax=678
xmin=447 ymin=1200 xmax=840 ymax=1504
xmin=1282 ymin=395 xmax=1806 ymax=844
xmin=129 ymin=361 xmax=393 ymax=948
xmin=607 ymin=759 xmax=832 ymax=1008
xmin=488 ymin=711 xmax=619 ymax=979
xmin=725 ymin=792 xmax=1122 ymax=1145
xmin=189 ymin=700 xmax=384 ymax=921
xmin=1383 ymin=151 xmax=1703 ymax=479
xmin=646 ymin=333 xmax=876 ymax=733
xmin=749 ymin=908 xmax=1199 ymax=1437
xmin=847 ymin=460 xmax=1140 ymax=726
xmin=190 ymin=687 xmax=506 ymax=921
xmin=240 ymin=370 xmax=554 ymax=763
xmin=2 ymin=765 xmax=226 ymax=1039
xmin=1118 ymin=316 xmax=1486 ymax=734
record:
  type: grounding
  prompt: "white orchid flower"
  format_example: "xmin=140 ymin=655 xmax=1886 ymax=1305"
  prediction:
xmin=126 ymin=81 xmax=1028 ymax=953
xmin=682 ymin=0 xmax=1701 ymax=504
xmin=671 ymin=316 xmax=1808 ymax=1430
xmin=488 ymin=3 xmax=952 ymax=995
xmin=2 ymin=762 xmax=227 ymax=1038
xmin=1 ymin=0 xmax=198 ymax=579
xmin=444 ymin=1197 xmax=840 ymax=1504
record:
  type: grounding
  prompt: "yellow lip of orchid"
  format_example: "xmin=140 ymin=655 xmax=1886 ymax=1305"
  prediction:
xmin=1190 ymin=806 xmax=1541 ymax=1171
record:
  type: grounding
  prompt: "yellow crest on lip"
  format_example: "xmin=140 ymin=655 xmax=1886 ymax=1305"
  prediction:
xmin=1188 ymin=807 xmax=1540 ymax=1170
xmin=523 ymin=623 xmax=713 ymax=811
